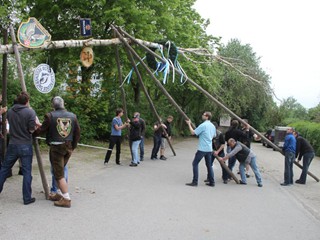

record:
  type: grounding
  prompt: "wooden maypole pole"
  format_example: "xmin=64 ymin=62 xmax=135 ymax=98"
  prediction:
xmin=113 ymin=25 xmax=239 ymax=183
xmin=118 ymin=27 xmax=319 ymax=182
xmin=112 ymin=26 xmax=176 ymax=156
xmin=9 ymin=25 xmax=50 ymax=198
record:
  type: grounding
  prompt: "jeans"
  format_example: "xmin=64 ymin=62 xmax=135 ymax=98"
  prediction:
xmin=227 ymin=146 xmax=237 ymax=178
xmin=131 ymin=140 xmax=141 ymax=164
xmin=298 ymin=152 xmax=315 ymax=183
xmin=51 ymin=165 xmax=68 ymax=193
xmin=105 ymin=136 xmax=122 ymax=164
xmin=284 ymin=151 xmax=295 ymax=184
xmin=239 ymin=156 xmax=262 ymax=184
xmin=191 ymin=150 xmax=214 ymax=184
xmin=151 ymin=135 xmax=162 ymax=159
xmin=0 ymin=144 xmax=33 ymax=203
xmin=139 ymin=137 xmax=144 ymax=160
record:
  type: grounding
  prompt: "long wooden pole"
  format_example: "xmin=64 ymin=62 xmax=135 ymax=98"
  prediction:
xmin=9 ymin=26 xmax=50 ymax=198
xmin=117 ymin=27 xmax=319 ymax=182
xmin=1 ymin=28 xmax=8 ymax=162
xmin=114 ymin=25 xmax=240 ymax=181
xmin=113 ymin=30 xmax=133 ymax=160
xmin=111 ymin=26 xmax=176 ymax=156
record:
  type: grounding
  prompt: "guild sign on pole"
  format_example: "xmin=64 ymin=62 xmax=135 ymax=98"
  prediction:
xmin=33 ymin=64 xmax=55 ymax=93
xmin=219 ymin=114 xmax=231 ymax=127
xmin=79 ymin=18 xmax=92 ymax=37
xmin=80 ymin=47 xmax=94 ymax=67
xmin=18 ymin=17 xmax=51 ymax=48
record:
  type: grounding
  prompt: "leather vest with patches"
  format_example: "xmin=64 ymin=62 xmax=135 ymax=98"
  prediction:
xmin=46 ymin=110 xmax=75 ymax=143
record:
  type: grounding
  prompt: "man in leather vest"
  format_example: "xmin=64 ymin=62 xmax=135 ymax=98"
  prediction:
xmin=216 ymin=138 xmax=263 ymax=187
xmin=36 ymin=96 xmax=80 ymax=207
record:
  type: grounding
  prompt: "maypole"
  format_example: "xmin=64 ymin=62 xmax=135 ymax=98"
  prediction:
xmin=9 ymin=25 xmax=50 ymax=198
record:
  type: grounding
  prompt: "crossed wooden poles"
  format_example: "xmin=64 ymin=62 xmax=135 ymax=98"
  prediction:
xmin=111 ymin=25 xmax=319 ymax=183
xmin=1 ymin=24 xmax=318 ymax=200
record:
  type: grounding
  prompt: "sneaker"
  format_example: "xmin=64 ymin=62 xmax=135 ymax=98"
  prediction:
xmin=116 ymin=162 xmax=122 ymax=165
xmin=258 ymin=183 xmax=263 ymax=187
xmin=223 ymin=180 xmax=228 ymax=184
xmin=185 ymin=182 xmax=198 ymax=187
xmin=104 ymin=160 xmax=108 ymax=165
xmin=48 ymin=193 xmax=63 ymax=201
xmin=160 ymin=155 xmax=167 ymax=160
xmin=24 ymin=197 xmax=36 ymax=205
xmin=150 ymin=157 xmax=157 ymax=160
xmin=54 ymin=198 xmax=71 ymax=208
xmin=129 ymin=163 xmax=138 ymax=167
xmin=239 ymin=180 xmax=247 ymax=185
xmin=246 ymin=174 xmax=250 ymax=178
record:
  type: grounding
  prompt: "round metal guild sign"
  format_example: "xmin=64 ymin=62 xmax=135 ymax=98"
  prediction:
xmin=33 ymin=64 xmax=55 ymax=93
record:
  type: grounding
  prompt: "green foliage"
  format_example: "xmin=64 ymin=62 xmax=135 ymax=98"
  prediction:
xmin=1 ymin=0 xmax=279 ymax=141
xmin=290 ymin=121 xmax=320 ymax=156
xmin=307 ymin=103 xmax=320 ymax=122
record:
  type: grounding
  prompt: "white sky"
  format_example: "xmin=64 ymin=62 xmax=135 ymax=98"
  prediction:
xmin=194 ymin=0 xmax=320 ymax=109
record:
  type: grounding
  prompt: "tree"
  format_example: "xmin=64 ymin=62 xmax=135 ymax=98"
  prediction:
xmin=279 ymin=96 xmax=307 ymax=124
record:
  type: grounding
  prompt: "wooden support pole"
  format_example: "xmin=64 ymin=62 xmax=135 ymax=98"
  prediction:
xmin=118 ymin=27 xmax=319 ymax=182
xmin=112 ymin=26 xmax=196 ymax=127
xmin=9 ymin=26 xmax=50 ymax=198
xmin=113 ymin=30 xmax=133 ymax=160
xmin=111 ymin=26 xmax=176 ymax=156
xmin=218 ymin=160 xmax=240 ymax=184
xmin=1 ymin=28 xmax=8 ymax=162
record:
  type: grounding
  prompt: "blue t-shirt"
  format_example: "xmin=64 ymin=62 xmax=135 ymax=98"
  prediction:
xmin=194 ymin=120 xmax=216 ymax=152
xmin=111 ymin=117 xmax=123 ymax=136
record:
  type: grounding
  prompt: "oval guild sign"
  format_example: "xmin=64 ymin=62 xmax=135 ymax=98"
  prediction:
xmin=33 ymin=64 xmax=55 ymax=93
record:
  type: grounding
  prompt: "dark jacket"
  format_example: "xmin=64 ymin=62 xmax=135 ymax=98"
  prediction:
xmin=295 ymin=136 xmax=314 ymax=160
xmin=35 ymin=108 xmax=80 ymax=149
xmin=212 ymin=130 xmax=225 ymax=156
xmin=129 ymin=118 xmax=142 ymax=141
xmin=7 ymin=104 xmax=36 ymax=145
xmin=139 ymin=118 xmax=146 ymax=137
xmin=225 ymin=127 xmax=249 ymax=146
xmin=162 ymin=120 xmax=172 ymax=137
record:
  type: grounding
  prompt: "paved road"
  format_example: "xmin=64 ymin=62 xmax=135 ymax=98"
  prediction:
xmin=0 ymin=138 xmax=319 ymax=240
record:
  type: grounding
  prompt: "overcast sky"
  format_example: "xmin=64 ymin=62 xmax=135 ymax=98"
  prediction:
xmin=193 ymin=0 xmax=320 ymax=109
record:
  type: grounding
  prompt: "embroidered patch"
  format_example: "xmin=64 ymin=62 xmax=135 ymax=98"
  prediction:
xmin=56 ymin=118 xmax=72 ymax=138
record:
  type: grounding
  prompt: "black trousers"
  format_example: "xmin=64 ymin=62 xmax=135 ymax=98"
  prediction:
xmin=105 ymin=136 xmax=122 ymax=164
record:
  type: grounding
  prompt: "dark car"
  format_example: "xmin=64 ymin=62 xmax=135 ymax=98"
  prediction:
xmin=262 ymin=129 xmax=275 ymax=148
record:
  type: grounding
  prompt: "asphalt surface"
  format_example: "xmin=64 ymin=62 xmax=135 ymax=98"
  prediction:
xmin=0 ymin=138 xmax=319 ymax=240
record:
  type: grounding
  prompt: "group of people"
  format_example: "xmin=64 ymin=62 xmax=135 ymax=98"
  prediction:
xmin=0 ymin=92 xmax=80 ymax=208
xmin=185 ymin=112 xmax=263 ymax=187
xmin=104 ymin=108 xmax=173 ymax=167
xmin=281 ymin=127 xmax=315 ymax=186
xmin=0 ymin=98 xmax=316 ymax=207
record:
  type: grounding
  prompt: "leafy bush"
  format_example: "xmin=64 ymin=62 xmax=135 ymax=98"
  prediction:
xmin=290 ymin=121 xmax=320 ymax=156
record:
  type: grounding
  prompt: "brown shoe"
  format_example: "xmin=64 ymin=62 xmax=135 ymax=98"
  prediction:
xmin=48 ymin=193 xmax=63 ymax=201
xmin=54 ymin=198 xmax=71 ymax=208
